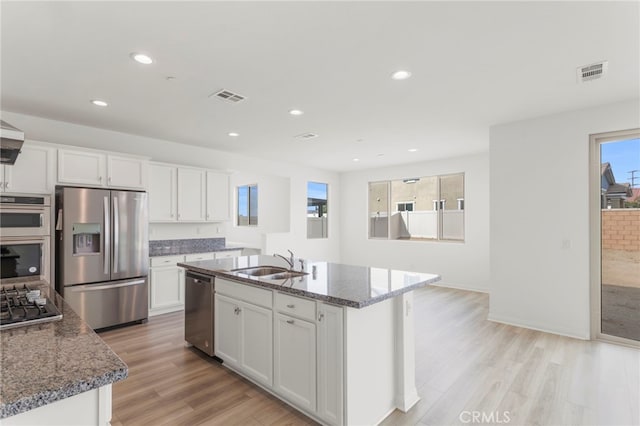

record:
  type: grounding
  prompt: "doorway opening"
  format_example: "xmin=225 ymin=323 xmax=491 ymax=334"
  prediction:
xmin=591 ymin=129 xmax=640 ymax=345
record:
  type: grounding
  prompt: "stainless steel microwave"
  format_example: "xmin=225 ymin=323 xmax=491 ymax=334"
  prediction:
xmin=0 ymin=194 xmax=51 ymax=237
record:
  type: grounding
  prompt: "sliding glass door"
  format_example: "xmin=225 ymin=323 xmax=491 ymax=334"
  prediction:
xmin=592 ymin=129 xmax=640 ymax=344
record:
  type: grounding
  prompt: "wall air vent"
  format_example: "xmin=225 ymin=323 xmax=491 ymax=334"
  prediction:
xmin=210 ymin=89 xmax=246 ymax=103
xmin=577 ymin=61 xmax=608 ymax=83
xmin=295 ymin=132 xmax=318 ymax=140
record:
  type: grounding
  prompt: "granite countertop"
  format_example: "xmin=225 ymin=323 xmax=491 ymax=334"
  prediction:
xmin=149 ymin=237 xmax=243 ymax=257
xmin=178 ymin=255 xmax=441 ymax=308
xmin=0 ymin=281 xmax=128 ymax=419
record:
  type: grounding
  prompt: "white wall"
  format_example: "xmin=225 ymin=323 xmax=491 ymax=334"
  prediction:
xmin=489 ymin=99 xmax=640 ymax=339
xmin=2 ymin=110 xmax=341 ymax=261
xmin=339 ymin=152 xmax=490 ymax=292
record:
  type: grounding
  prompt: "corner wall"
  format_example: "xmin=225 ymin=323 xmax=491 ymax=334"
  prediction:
xmin=489 ymin=99 xmax=640 ymax=339
xmin=339 ymin=152 xmax=490 ymax=292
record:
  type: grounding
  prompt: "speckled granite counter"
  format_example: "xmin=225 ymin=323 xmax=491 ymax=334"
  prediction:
xmin=0 ymin=282 xmax=128 ymax=419
xmin=178 ymin=255 xmax=441 ymax=308
xmin=149 ymin=237 xmax=243 ymax=256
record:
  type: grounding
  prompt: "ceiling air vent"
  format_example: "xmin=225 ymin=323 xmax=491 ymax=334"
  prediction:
xmin=210 ymin=89 xmax=246 ymax=103
xmin=295 ymin=132 xmax=318 ymax=140
xmin=577 ymin=61 xmax=608 ymax=83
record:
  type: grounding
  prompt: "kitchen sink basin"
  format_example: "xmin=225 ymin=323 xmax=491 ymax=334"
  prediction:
xmin=264 ymin=271 xmax=308 ymax=280
xmin=231 ymin=266 xmax=289 ymax=276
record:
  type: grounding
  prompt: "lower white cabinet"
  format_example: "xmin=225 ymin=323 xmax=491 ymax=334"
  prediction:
xmin=215 ymin=284 xmax=273 ymax=387
xmin=149 ymin=262 xmax=184 ymax=315
xmin=274 ymin=312 xmax=317 ymax=413
xmin=316 ymin=303 xmax=344 ymax=425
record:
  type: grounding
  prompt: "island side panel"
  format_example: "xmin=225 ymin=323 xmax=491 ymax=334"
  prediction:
xmin=344 ymin=297 xmax=396 ymax=425
xmin=394 ymin=291 xmax=420 ymax=411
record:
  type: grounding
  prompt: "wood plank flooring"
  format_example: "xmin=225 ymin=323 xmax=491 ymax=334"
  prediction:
xmin=100 ymin=286 xmax=640 ymax=426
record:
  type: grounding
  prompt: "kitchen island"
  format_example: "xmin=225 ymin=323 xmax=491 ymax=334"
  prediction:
xmin=178 ymin=255 xmax=440 ymax=426
xmin=0 ymin=281 xmax=127 ymax=425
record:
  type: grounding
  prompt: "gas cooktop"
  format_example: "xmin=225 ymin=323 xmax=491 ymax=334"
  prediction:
xmin=0 ymin=284 xmax=63 ymax=330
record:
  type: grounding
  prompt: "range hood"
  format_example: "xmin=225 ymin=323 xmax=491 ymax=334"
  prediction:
xmin=0 ymin=120 xmax=25 ymax=165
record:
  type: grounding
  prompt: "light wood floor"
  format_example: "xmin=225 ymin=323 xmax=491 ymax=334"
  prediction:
xmin=100 ymin=286 xmax=640 ymax=426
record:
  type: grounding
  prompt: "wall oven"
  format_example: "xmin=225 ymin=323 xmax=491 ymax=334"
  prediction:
xmin=0 ymin=194 xmax=51 ymax=237
xmin=0 ymin=194 xmax=51 ymax=283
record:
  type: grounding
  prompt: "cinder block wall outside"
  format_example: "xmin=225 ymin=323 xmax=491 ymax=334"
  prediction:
xmin=601 ymin=209 xmax=640 ymax=251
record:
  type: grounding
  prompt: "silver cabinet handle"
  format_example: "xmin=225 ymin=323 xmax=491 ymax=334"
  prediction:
xmin=286 ymin=319 xmax=294 ymax=324
xmin=103 ymin=196 xmax=110 ymax=275
xmin=234 ymin=307 xmax=241 ymax=315
xmin=318 ymin=312 xmax=324 ymax=322
xmin=113 ymin=196 xmax=120 ymax=274
xmin=5 ymin=182 xmax=9 ymax=189
xmin=286 ymin=304 xmax=295 ymax=308
xmin=99 ymin=176 xmax=103 ymax=182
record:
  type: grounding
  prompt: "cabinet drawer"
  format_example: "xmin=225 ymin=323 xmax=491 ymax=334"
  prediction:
xmin=216 ymin=278 xmax=272 ymax=309
xmin=215 ymin=250 xmax=242 ymax=259
xmin=275 ymin=292 xmax=316 ymax=322
xmin=150 ymin=255 xmax=184 ymax=267
xmin=184 ymin=252 xmax=215 ymax=262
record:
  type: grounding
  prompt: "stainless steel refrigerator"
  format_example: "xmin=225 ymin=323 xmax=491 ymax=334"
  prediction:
xmin=55 ymin=186 xmax=149 ymax=329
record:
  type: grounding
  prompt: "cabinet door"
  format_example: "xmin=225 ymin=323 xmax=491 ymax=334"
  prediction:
xmin=206 ymin=171 xmax=230 ymax=221
xmin=317 ymin=303 xmax=344 ymax=425
xmin=177 ymin=168 xmax=206 ymax=221
xmin=215 ymin=294 xmax=241 ymax=366
xmin=107 ymin=155 xmax=148 ymax=189
xmin=149 ymin=266 xmax=183 ymax=309
xmin=149 ymin=164 xmax=177 ymax=222
xmin=3 ymin=144 xmax=53 ymax=193
xmin=58 ymin=149 xmax=106 ymax=186
xmin=240 ymin=302 xmax=273 ymax=387
xmin=274 ymin=313 xmax=317 ymax=412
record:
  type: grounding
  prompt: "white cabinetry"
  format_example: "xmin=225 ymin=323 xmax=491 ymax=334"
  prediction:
xmin=206 ymin=171 xmax=230 ymax=221
xmin=149 ymin=164 xmax=177 ymax=221
xmin=58 ymin=149 xmax=106 ymax=186
xmin=215 ymin=278 xmax=273 ymax=387
xmin=1 ymin=144 xmax=54 ymax=193
xmin=106 ymin=155 xmax=147 ymax=189
xmin=149 ymin=255 xmax=185 ymax=315
xmin=316 ymin=303 xmax=344 ymax=425
xmin=149 ymin=162 xmax=229 ymax=223
xmin=274 ymin=312 xmax=317 ymax=412
xmin=214 ymin=250 xmax=242 ymax=259
xmin=58 ymin=148 xmax=147 ymax=189
xmin=177 ymin=168 xmax=206 ymax=221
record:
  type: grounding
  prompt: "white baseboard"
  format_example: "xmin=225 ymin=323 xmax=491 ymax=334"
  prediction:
xmin=430 ymin=281 xmax=489 ymax=294
xmin=487 ymin=312 xmax=589 ymax=340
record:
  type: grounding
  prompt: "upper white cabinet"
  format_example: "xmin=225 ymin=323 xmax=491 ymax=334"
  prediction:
xmin=1 ymin=143 xmax=54 ymax=194
xmin=149 ymin=164 xmax=177 ymax=221
xmin=206 ymin=171 xmax=230 ymax=221
xmin=149 ymin=162 xmax=230 ymax=223
xmin=57 ymin=149 xmax=105 ymax=186
xmin=177 ymin=168 xmax=206 ymax=222
xmin=58 ymin=148 xmax=148 ymax=189
xmin=107 ymin=155 xmax=148 ymax=189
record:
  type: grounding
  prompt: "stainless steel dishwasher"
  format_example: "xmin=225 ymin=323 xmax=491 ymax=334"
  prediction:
xmin=185 ymin=270 xmax=215 ymax=357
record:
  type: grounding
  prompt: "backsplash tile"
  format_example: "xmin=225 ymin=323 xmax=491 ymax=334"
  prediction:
xmin=149 ymin=238 xmax=226 ymax=256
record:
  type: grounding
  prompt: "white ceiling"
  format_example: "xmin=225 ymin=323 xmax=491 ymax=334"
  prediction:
xmin=1 ymin=1 xmax=638 ymax=172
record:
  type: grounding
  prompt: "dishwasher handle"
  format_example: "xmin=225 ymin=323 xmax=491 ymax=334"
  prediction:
xmin=185 ymin=271 xmax=214 ymax=284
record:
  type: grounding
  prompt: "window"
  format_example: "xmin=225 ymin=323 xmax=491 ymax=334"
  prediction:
xmin=307 ymin=182 xmax=328 ymax=238
xmin=368 ymin=173 xmax=464 ymax=241
xmin=237 ymin=184 xmax=258 ymax=226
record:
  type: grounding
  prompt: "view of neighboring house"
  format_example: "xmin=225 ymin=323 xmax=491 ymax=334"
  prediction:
xmin=601 ymin=162 xmax=633 ymax=208
xmin=628 ymin=188 xmax=640 ymax=207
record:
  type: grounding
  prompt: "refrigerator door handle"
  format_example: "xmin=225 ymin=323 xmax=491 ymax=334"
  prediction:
xmin=103 ymin=196 xmax=110 ymax=275
xmin=67 ymin=279 xmax=146 ymax=292
xmin=113 ymin=196 xmax=119 ymax=274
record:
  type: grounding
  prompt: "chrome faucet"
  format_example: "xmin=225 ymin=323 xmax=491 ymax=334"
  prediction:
xmin=273 ymin=250 xmax=294 ymax=270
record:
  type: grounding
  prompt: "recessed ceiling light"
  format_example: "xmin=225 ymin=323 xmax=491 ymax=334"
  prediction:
xmin=391 ymin=70 xmax=412 ymax=80
xmin=353 ymin=158 xmax=360 ymax=162
xmin=289 ymin=109 xmax=304 ymax=116
xmin=228 ymin=132 xmax=239 ymax=137
xmin=408 ymin=148 xmax=418 ymax=152
xmin=90 ymin=99 xmax=108 ymax=107
xmin=130 ymin=53 xmax=153 ymax=65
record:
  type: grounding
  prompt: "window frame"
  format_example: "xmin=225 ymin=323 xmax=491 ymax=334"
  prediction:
xmin=237 ymin=184 xmax=258 ymax=227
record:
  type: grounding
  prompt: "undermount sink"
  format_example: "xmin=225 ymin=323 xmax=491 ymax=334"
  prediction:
xmin=230 ymin=266 xmax=308 ymax=280
xmin=232 ymin=266 xmax=289 ymax=276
